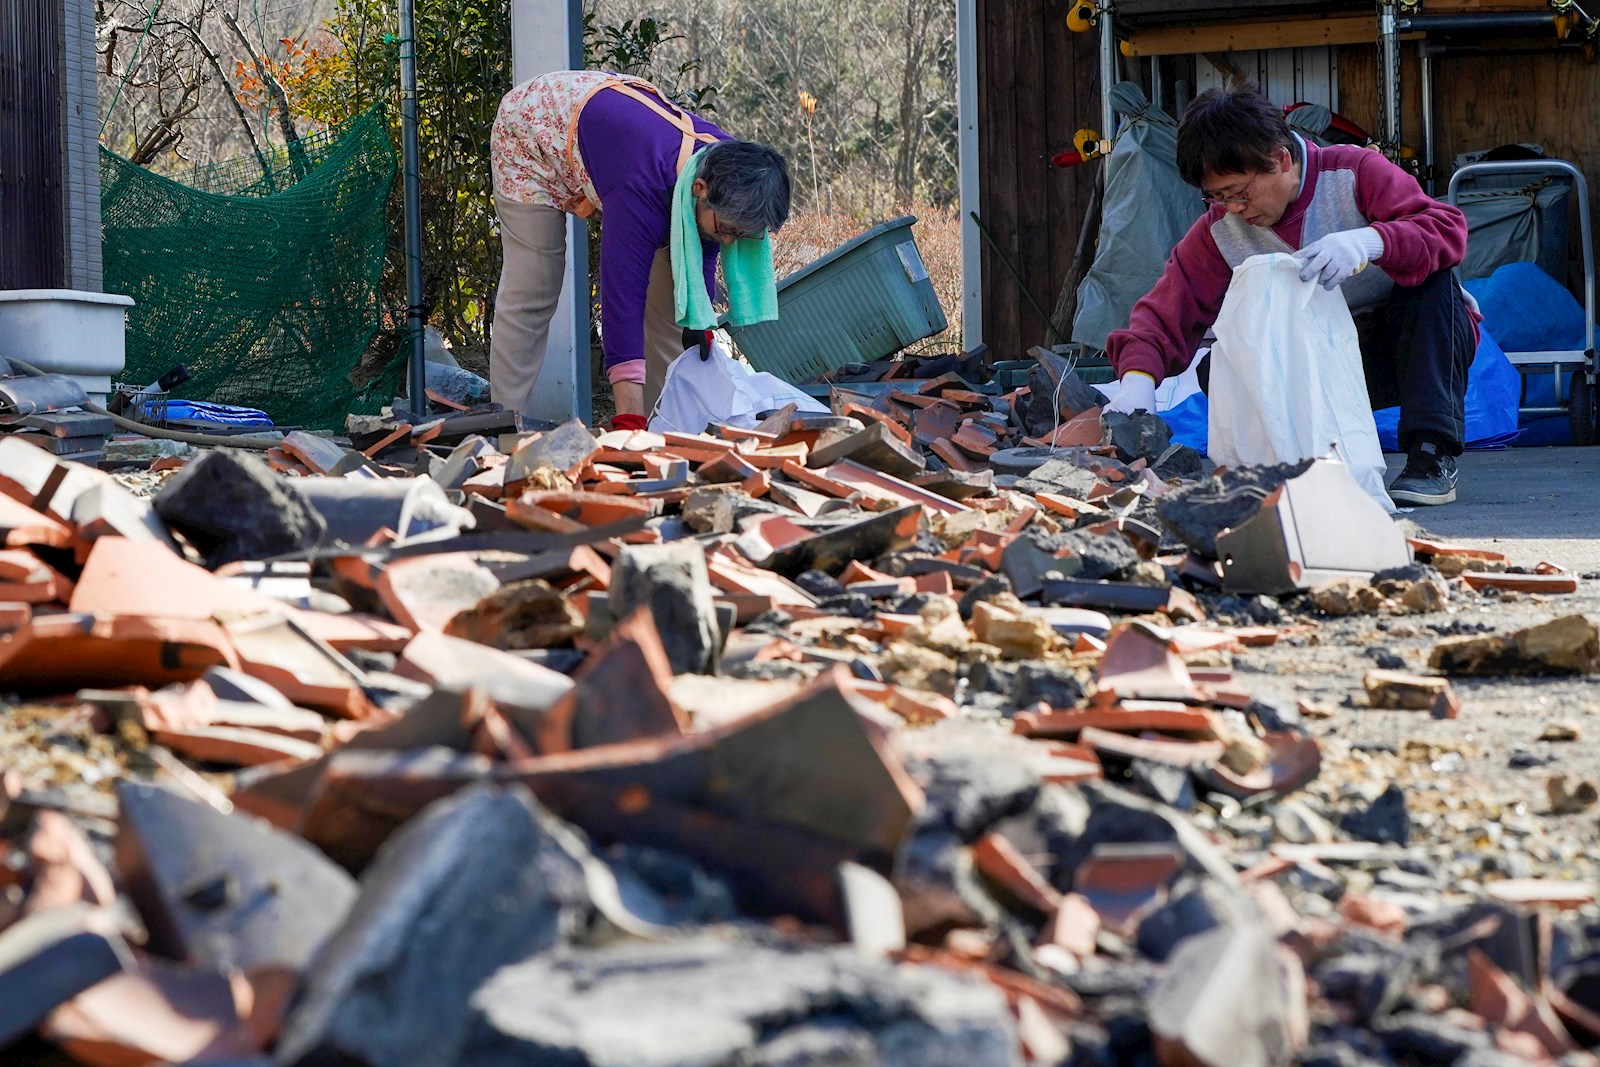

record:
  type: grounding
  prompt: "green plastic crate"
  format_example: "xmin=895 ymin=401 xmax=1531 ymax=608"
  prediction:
xmin=725 ymin=215 xmax=948 ymax=384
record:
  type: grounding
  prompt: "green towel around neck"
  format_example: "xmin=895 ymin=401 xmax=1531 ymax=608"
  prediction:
xmin=671 ymin=151 xmax=779 ymax=331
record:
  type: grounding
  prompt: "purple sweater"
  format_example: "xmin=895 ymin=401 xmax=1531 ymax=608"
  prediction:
xmin=576 ymin=87 xmax=729 ymax=373
xmin=1108 ymin=141 xmax=1473 ymax=384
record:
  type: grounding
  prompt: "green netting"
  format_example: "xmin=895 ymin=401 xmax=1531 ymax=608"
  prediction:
xmin=99 ymin=106 xmax=401 ymax=430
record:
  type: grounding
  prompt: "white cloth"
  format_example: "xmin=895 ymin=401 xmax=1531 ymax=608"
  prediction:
xmin=1208 ymin=253 xmax=1393 ymax=511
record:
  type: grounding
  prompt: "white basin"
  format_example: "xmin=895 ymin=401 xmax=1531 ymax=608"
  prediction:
xmin=0 ymin=289 xmax=135 ymax=405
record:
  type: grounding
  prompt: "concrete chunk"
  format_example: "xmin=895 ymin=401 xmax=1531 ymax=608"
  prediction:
xmin=444 ymin=578 xmax=584 ymax=651
xmin=462 ymin=938 xmax=1020 ymax=1067
xmin=505 ymin=417 xmax=598 ymax=486
xmin=276 ymin=784 xmax=596 ymax=1067
xmin=1429 ymin=614 xmax=1600 ymax=676
xmin=1146 ymin=922 xmax=1304 ymax=1067
xmin=611 ymin=540 xmax=721 ymax=675
xmin=153 ymin=449 xmax=326 ymax=568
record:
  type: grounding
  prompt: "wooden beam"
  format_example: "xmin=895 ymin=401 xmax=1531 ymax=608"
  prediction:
xmin=1124 ymin=14 xmax=1417 ymax=57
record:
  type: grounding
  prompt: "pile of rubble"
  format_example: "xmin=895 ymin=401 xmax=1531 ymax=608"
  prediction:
xmin=0 ymin=359 xmax=1598 ymax=1067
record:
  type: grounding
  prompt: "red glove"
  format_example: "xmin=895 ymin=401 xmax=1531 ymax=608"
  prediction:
xmin=610 ymin=413 xmax=648 ymax=432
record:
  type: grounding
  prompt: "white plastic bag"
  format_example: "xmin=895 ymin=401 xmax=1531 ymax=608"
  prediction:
xmin=649 ymin=341 xmax=828 ymax=434
xmin=1209 ymin=253 xmax=1394 ymax=511
xmin=1094 ymin=345 xmax=1207 ymax=413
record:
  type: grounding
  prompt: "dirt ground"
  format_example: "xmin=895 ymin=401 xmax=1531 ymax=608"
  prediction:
xmin=1210 ymin=445 xmax=1600 ymax=899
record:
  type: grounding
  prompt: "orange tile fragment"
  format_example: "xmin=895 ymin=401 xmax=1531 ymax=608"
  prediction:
xmin=0 ymin=493 xmax=74 ymax=549
xmin=973 ymin=833 xmax=1062 ymax=916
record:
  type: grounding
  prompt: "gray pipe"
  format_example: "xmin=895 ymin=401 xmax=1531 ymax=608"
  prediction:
xmin=5 ymin=358 xmax=277 ymax=450
xmin=1099 ymin=7 xmax=1117 ymax=140
xmin=1419 ymin=44 xmax=1435 ymax=194
xmin=398 ymin=0 xmax=427 ymax=423
xmin=1398 ymin=12 xmax=1559 ymax=32
xmin=1378 ymin=1 xmax=1402 ymax=154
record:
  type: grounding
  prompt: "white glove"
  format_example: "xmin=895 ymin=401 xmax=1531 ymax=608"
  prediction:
xmin=1292 ymin=227 xmax=1385 ymax=290
xmin=1106 ymin=371 xmax=1157 ymax=415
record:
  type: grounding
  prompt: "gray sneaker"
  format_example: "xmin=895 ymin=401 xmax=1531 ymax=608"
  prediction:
xmin=1388 ymin=442 xmax=1458 ymax=506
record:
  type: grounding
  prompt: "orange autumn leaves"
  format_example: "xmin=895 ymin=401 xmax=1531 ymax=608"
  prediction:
xmin=233 ymin=38 xmax=325 ymax=110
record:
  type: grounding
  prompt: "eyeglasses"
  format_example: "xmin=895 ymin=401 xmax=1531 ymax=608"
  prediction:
xmin=1200 ymin=172 xmax=1260 ymax=208
xmin=700 ymin=198 xmax=759 ymax=241
xmin=714 ymin=218 xmax=756 ymax=241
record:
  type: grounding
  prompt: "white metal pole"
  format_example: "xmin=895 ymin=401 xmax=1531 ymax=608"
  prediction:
xmin=956 ymin=0 xmax=983 ymax=348
xmin=1099 ymin=4 xmax=1117 ymax=142
xmin=509 ymin=0 xmax=588 ymax=423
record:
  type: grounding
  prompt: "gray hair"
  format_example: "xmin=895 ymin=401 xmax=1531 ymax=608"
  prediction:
xmin=695 ymin=140 xmax=791 ymax=236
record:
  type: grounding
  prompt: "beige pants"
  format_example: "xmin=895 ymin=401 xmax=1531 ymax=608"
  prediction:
xmin=489 ymin=194 xmax=689 ymax=418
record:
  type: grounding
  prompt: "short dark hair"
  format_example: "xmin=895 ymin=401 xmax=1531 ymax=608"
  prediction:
xmin=696 ymin=140 xmax=792 ymax=236
xmin=1175 ymin=84 xmax=1292 ymax=188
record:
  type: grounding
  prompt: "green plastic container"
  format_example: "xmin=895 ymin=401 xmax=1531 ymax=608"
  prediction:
xmin=725 ymin=215 xmax=949 ymax=384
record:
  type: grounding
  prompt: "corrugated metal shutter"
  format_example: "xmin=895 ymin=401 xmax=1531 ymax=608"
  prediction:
xmin=0 ymin=0 xmax=66 ymax=288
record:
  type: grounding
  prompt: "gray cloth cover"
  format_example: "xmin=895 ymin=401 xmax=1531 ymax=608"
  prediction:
xmin=1456 ymin=183 xmax=1570 ymax=282
xmin=1072 ymin=82 xmax=1205 ymax=350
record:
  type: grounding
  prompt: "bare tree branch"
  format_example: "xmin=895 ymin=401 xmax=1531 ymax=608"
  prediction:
xmin=151 ymin=15 xmax=269 ymax=174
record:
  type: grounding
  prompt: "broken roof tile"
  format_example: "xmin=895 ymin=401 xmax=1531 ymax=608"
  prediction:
xmin=0 ymin=614 xmax=236 ymax=691
xmin=116 ymin=780 xmax=357 ymax=974
xmin=0 ymin=904 xmax=134 ymax=1046
xmin=375 ymin=553 xmax=501 ymax=634
xmin=0 ymin=492 xmax=74 ymax=550
xmin=819 ymin=459 xmax=970 ymax=515
xmin=396 ymin=632 xmax=574 ymax=753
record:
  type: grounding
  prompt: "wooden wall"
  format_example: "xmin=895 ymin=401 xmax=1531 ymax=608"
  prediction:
xmin=977 ymin=0 xmax=1100 ymax=360
xmin=1339 ymin=42 xmax=1600 ymax=286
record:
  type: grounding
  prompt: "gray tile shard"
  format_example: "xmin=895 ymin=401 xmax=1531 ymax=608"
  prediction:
xmin=276 ymin=783 xmax=596 ymax=1067
xmin=461 ymin=938 xmax=1020 ymax=1067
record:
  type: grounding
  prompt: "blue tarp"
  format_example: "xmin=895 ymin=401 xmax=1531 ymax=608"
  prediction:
xmin=1373 ymin=325 xmax=1520 ymax=451
xmin=162 ymin=400 xmax=274 ymax=427
xmin=1463 ymin=261 xmax=1590 ymax=446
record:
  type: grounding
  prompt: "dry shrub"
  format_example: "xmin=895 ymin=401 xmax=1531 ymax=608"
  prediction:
xmin=768 ymin=202 xmax=963 ymax=351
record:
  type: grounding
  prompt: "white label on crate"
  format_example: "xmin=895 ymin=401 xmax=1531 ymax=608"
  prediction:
xmin=896 ymin=242 xmax=929 ymax=284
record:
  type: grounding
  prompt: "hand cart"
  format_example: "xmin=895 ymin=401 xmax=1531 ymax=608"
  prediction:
xmin=1448 ymin=159 xmax=1598 ymax=445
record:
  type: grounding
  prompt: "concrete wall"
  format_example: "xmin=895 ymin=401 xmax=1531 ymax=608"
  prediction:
xmin=60 ymin=0 xmax=103 ymax=291
xmin=508 ymin=0 xmax=590 ymax=423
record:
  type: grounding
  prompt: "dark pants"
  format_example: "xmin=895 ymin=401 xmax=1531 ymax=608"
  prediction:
xmin=1199 ymin=268 xmax=1475 ymax=456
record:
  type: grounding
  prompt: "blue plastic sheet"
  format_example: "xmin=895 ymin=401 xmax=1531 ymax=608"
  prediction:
xmin=1163 ymin=324 xmax=1521 ymax=454
xmin=163 ymin=400 xmax=274 ymax=427
xmin=1464 ymin=261 xmax=1585 ymax=351
xmin=1163 ymin=391 xmax=1210 ymax=453
xmin=1373 ymin=325 xmax=1520 ymax=451
xmin=1463 ymin=261 xmax=1589 ymax=446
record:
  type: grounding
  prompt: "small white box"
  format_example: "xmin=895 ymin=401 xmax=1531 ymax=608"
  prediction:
xmin=0 ymin=289 xmax=134 ymax=405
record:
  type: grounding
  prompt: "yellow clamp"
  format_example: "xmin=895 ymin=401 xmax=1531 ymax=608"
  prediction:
xmin=1067 ymin=0 xmax=1096 ymax=33
xmin=1075 ymin=128 xmax=1105 ymax=161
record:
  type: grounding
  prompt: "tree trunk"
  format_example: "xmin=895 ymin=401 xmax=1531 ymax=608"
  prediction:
xmin=893 ymin=0 xmax=924 ymax=206
xmin=221 ymin=10 xmax=307 ymax=176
